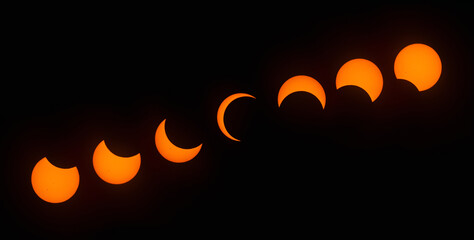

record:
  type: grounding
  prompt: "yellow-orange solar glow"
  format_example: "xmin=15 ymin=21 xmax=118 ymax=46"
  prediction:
xmin=93 ymin=140 xmax=141 ymax=185
xmin=278 ymin=75 xmax=326 ymax=109
xmin=29 ymin=40 xmax=448 ymax=205
xmin=31 ymin=157 xmax=80 ymax=203
xmin=217 ymin=93 xmax=256 ymax=142
xmin=155 ymin=119 xmax=202 ymax=163
xmin=394 ymin=43 xmax=442 ymax=91
xmin=336 ymin=58 xmax=383 ymax=102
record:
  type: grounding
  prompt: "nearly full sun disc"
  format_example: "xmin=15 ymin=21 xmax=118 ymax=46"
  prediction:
xmin=155 ymin=119 xmax=203 ymax=163
xmin=336 ymin=58 xmax=383 ymax=102
xmin=31 ymin=157 xmax=80 ymax=203
xmin=394 ymin=43 xmax=442 ymax=91
xmin=93 ymin=140 xmax=141 ymax=185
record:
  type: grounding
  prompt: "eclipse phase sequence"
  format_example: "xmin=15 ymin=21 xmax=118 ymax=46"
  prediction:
xmin=31 ymin=43 xmax=442 ymax=203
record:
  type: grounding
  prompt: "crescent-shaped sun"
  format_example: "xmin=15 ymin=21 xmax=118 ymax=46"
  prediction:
xmin=394 ymin=43 xmax=442 ymax=91
xmin=217 ymin=93 xmax=256 ymax=142
xmin=278 ymin=75 xmax=326 ymax=109
xmin=93 ymin=140 xmax=141 ymax=185
xmin=336 ymin=58 xmax=383 ymax=102
xmin=31 ymin=157 xmax=80 ymax=203
xmin=155 ymin=119 xmax=203 ymax=163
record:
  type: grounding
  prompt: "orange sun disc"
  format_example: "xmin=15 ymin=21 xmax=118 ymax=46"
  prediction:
xmin=336 ymin=58 xmax=383 ymax=102
xmin=217 ymin=93 xmax=256 ymax=142
xmin=155 ymin=119 xmax=203 ymax=163
xmin=93 ymin=140 xmax=141 ymax=185
xmin=278 ymin=75 xmax=326 ymax=109
xmin=31 ymin=157 xmax=80 ymax=203
xmin=394 ymin=43 xmax=442 ymax=91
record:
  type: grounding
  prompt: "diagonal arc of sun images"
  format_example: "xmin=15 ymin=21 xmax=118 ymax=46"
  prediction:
xmin=30 ymin=42 xmax=442 ymax=203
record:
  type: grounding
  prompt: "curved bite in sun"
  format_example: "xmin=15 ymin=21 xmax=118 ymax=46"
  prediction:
xmin=93 ymin=140 xmax=141 ymax=185
xmin=217 ymin=93 xmax=256 ymax=142
xmin=278 ymin=75 xmax=326 ymax=109
xmin=31 ymin=157 xmax=80 ymax=203
xmin=155 ymin=119 xmax=203 ymax=163
xmin=394 ymin=43 xmax=442 ymax=91
xmin=336 ymin=58 xmax=383 ymax=102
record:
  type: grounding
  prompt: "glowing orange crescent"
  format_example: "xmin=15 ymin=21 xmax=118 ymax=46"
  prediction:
xmin=31 ymin=157 xmax=80 ymax=203
xmin=217 ymin=93 xmax=256 ymax=141
xmin=93 ymin=140 xmax=141 ymax=185
xmin=336 ymin=58 xmax=383 ymax=102
xmin=278 ymin=75 xmax=326 ymax=109
xmin=155 ymin=119 xmax=203 ymax=163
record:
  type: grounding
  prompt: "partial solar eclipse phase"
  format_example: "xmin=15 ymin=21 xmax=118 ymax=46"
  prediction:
xmin=217 ymin=93 xmax=256 ymax=141
xmin=155 ymin=119 xmax=203 ymax=163
xmin=93 ymin=140 xmax=141 ymax=185
xmin=336 ymin=58 xmax=384 ymax=102
xmin=394 ymin=43 xmax=442 ymax=91
xmin=278 ymin=75 xmax=326 ymax=109
xmin=31 ymin=157 xmax=80 ymax=203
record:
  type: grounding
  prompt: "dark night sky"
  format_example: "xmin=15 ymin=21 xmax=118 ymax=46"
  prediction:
xmin=2 ymin=3 xmax=473 ymax=237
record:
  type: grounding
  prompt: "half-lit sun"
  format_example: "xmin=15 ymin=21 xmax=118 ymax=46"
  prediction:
xmin=336 ymin=58 xmax=383 ymax=102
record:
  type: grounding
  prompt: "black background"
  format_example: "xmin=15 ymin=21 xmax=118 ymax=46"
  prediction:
xmin=2 ymin=3 xmax=473 ymax=237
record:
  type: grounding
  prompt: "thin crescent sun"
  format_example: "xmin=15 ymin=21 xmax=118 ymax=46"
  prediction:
xmin=155 ymin=119 xmax=203 ymax=163
xmin=278 ymin=75 xmax=326 ymax=109
xmin=217 ymin=93 xmax=256 ymax=142
xmin=336 ymin=58 xmax=384 ymax=102
xmin=31 ymin=157 xmax=80 ymax=203
xmin=93 ymin=140 xmax=141 ymax=185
